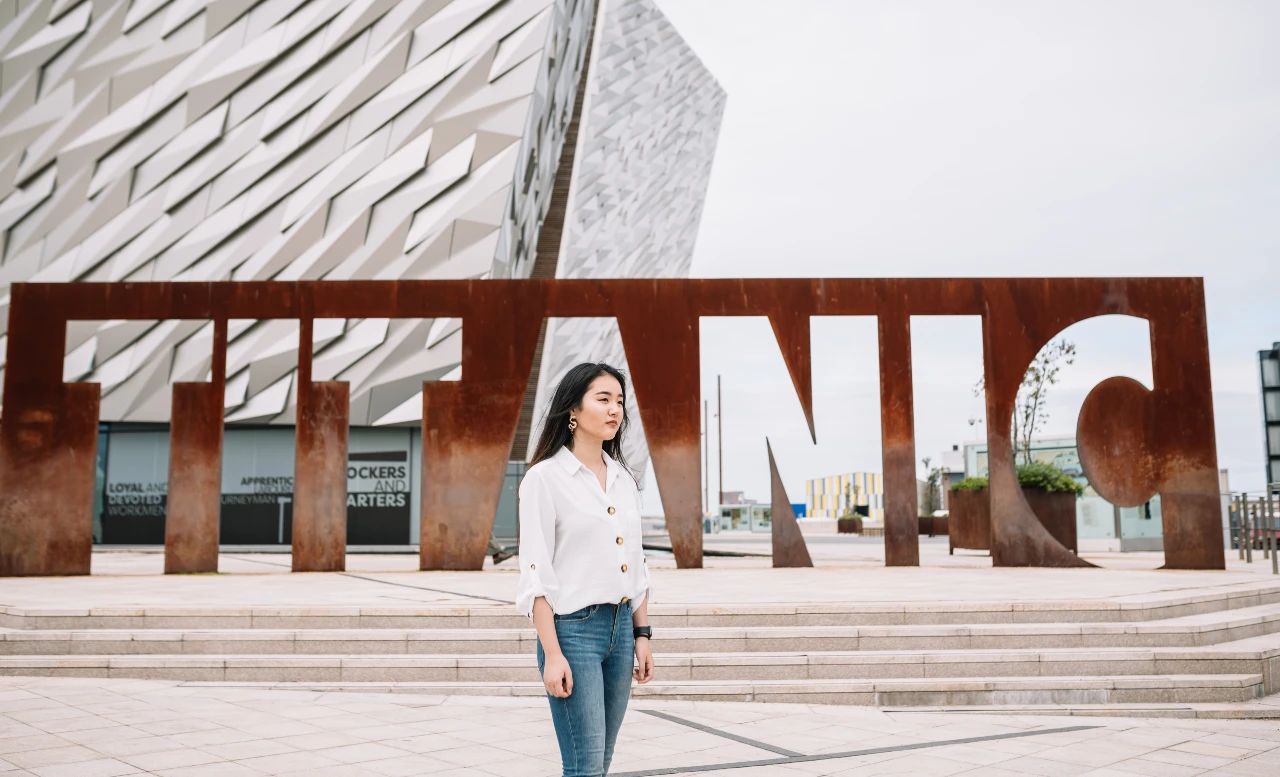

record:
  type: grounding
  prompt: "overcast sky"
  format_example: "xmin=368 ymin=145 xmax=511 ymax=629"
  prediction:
xmin=639 ymin=0 xmax=1280 ymax=511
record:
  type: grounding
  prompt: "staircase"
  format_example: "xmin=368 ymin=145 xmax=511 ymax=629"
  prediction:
xmin=3 ymin=583 xmax=1278 ymax=709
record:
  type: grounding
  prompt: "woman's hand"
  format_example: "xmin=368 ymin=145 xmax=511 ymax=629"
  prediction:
xmin=532 ymin=597 xmax=570 ymax=697
xmin=633 ymin=638 xmax=654 ymax=684
xmin=543 ymin=651 xmax=573 ymax=697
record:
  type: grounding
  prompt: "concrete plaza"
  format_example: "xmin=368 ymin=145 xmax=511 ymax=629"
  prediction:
xmin=2 ymin=676 xmax=1279 ymax=776
xmin=1 ymin=537 xmax=1277 ymax=611
xmin=2 ymin=538 xmax=1280 ymax=775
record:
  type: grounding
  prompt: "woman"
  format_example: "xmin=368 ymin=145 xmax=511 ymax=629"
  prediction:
xmin=516 ymin=362 xmax=655 ymax=777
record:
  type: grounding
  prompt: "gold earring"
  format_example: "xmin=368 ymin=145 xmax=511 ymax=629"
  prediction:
xmin=568 ymin=417 xmax=577 ymax=432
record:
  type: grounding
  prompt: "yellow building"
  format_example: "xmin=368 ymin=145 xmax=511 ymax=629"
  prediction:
xmin=805 ymin=472 xmax=884 ymax=523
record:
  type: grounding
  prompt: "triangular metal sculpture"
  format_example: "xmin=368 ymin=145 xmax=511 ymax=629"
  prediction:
xmin=767 ymin=438 xmax=813 ymax=568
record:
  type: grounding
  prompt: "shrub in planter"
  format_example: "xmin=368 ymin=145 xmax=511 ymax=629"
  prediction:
xmin=948 ymin=464 xmax=1083 ymax=495
xmin=951 ymin=476 xmax=990 ymax=492
xmin=1014 ymin=461 xmax=1084 ymax=496
xmin=947 ymin=463 xmax=1083 ymax=553
xmin=1015 ymin=461 xmax=1082 ymax=552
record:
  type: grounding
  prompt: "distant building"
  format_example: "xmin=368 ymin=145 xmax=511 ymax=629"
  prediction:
xmin=805 ymin=472 xmax=884 ymax=523
xmin=707 ymin=491 xmax=764 ymax=533
xmin=715 ymin=504 xmax=770 ymax=532
xmin=937 ymin=445 xmax=967 ymax=510
xmin=1261 ymin=343 xmax=1280 ymax=486
xmin=963 ymin=437 xmax=1162 ymax=551
xmin=964 ymin=436 xmax=1085 ymax=483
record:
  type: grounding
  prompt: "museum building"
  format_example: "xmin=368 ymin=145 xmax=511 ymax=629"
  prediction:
xmin=0 ymin=0 xmax=725 ymax=545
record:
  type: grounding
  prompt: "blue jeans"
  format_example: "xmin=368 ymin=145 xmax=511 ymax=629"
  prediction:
xmin=537 ymin=601 xmax=634 ymax=777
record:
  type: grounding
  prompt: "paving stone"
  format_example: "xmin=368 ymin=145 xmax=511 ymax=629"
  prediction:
xmin=119 ymin=748 xmax=225 ymax=771
xmin=3 ymin=744 xmax=105 ymax=769
xmin=29 ymin=758 xmax=142 ymax=777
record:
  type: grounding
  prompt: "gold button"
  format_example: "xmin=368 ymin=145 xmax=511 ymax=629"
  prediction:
xmin=621 ymin=597 xmax=630 ymax=604
xmin=621 ymin=564 xmax=628 ymax=572
xmin=608 ymin=506 xmax=616 ymax=515
xmin=616 ymin=536 xmax=624 ymax=545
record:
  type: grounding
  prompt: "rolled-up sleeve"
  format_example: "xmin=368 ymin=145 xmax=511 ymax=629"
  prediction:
xmin=516 ymin=471 xmax=559 ymax=619
xmin=633 ymin=557 xmax=654 ymax=610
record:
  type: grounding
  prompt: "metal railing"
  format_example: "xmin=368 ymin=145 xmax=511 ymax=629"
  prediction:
xmin=1230 ymin=485 xmax=1279 ymax=574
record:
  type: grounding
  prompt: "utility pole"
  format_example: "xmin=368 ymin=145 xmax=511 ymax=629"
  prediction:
xmin=717 ymin=374 xmax=723 ymax=508
xmin=703 ymin=399 xmax=709 ymax=515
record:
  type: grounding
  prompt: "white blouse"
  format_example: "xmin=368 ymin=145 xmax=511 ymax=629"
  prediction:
xmin=515 ymin=445 xmax=653 ymax=619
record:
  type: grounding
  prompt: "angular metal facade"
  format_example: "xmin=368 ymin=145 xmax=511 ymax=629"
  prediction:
xmin=528 ymin=0 xmax=726 ymax=481
xmin=0 ymin=0 xmax=724 ymax=438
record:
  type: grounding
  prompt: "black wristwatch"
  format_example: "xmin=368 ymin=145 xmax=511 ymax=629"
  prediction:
xmin=633 ymin=626 xmax=652 ymax=641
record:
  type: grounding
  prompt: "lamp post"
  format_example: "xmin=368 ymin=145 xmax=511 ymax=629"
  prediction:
xmin=703 ymin=400 xmax=709 ymax=515
xmin=717 ymin=374 xmax=723 ymax=509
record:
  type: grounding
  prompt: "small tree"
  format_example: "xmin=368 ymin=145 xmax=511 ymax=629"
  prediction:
xmin=837 ymin=481 xmax=863 ymax=534
xmin=839 ymin=481 xmax=862 ymax=517
xmin=920 ymin=457 xmax=943 ymax=516
xmin=974 ymin=339 xmax=1076 ymax=465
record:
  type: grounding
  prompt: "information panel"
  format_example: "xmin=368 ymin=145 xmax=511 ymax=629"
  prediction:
xmin=96 ymin=426 xmax=417 ymax=545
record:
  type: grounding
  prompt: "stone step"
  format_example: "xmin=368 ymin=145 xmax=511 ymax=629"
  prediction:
xmin=164 ymin=674 xmax=1269 ymax=707
xmin=877 ymin=702 xmax=1280 ymax=719
xmin=1 ymin=639 xmax=1274 ymax=686
xmin=7 ymin=601 xmax=1280 ymax=655
xmin=4 ymin=581 xmax=1277 ymax=630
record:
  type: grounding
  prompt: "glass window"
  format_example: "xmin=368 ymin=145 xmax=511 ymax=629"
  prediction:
xmin=221 ymin=428 xmax=295 ymax=545
xmin=1262 ymin=354 xmax=1280 ymax=388
xmin=347 ymin=427 xmax=413 ymax=545
xmin=495 ymin=460 xmax=527 ymax=542
xmin=1075 ymin=496 xmax=1115 ymax=539
xmin=751 ymin=505 xmax=772 ymax=532
xmin=102 ymin=428 xmax=170 ymax=545
xmin=1270 ymin=426 xmax=1280 ymax=457
xmin=1119 ymin=497 xmax=1163 ymax=539
xmin=1259 ymin=358 xmax=1280 ymax=389
xmin=93 ymin=427 xmax=109 ymax=545
xmin=720 ymin=506 xmax=749 ymax=531
xmin=1265 ymin=392 xmax=1280 ymax=423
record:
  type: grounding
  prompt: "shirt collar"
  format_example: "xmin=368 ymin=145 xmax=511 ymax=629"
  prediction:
xmin=554 ymin=445 xmax=620 ymax=490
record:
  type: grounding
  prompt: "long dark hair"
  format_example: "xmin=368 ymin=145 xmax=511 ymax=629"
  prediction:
xmin=530 ymin=362 xmax=634 ymax=478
